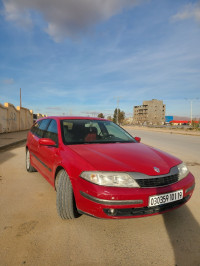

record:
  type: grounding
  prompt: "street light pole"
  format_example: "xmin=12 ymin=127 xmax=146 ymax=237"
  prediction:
xmin=185 ymin=98 xmax=199 ymax=125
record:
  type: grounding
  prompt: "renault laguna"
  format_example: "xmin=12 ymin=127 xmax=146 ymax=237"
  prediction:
xmin=26 ymin=117 xmax=195 ymax=219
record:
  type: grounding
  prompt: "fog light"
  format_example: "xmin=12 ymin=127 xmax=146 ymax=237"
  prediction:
xmin=109 ymin=208 xmax=117 ymax=216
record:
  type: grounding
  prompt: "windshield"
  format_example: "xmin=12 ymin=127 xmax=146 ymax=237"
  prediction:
xmin=61 ymin=119 xmax=136 ymax=145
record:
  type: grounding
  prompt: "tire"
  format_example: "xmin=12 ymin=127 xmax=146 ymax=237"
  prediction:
xmin=56 ymin=170 xmax=81 ymax=219
xmin=26 ymin=149 xmax=36 ymax=172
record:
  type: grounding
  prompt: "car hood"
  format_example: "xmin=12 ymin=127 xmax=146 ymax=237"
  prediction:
xmin=69 ymin=143 xmax=181 ymax=176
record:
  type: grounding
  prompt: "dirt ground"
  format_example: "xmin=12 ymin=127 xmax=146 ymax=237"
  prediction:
xmin=0 ymin=139 xmax=199 ymax=266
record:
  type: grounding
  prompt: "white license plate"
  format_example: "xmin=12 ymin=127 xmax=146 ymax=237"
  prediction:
xmin=148 ymin=190 xmax=183 ymax=207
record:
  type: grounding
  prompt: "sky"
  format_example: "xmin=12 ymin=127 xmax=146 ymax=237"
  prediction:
xmin=0 ymin=0 xmax=200 ymax=118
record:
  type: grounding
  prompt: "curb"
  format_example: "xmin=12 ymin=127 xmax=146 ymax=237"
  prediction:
xmin=0 ymin=139 xmax=27 ymax=151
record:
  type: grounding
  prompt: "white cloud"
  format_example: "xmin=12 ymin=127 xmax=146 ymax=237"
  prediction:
xmin=172 ymin=3 xmax=200 ymax=22
xmin=3 ymin=1 xmax=33 ymax=28
xmin=2 ymin=0 xmax=141 ymax=41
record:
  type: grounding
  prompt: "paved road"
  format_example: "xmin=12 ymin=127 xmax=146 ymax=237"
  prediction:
xmin=0 ymin=135 xmax=200 ymax=266
xmin=126 ymin=128 xmax=200 ymax=165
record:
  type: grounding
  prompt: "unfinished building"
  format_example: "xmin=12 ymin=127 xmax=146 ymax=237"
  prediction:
xmin=133 ymin=99 xmax=166 ymax=125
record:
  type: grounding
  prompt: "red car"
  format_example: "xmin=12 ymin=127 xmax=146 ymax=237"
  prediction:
xmin=26 ymin=117 xmax=195 ymax=219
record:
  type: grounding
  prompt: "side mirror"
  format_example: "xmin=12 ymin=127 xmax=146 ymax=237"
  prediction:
xmin=135 ymin=137 xmax=141 ymax=143
xmin=39 ymin=138 xmax=56 ymax=146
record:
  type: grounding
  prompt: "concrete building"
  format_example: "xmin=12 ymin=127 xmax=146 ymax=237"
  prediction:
xmin=133 ymin=99 xmax=166 ymax=125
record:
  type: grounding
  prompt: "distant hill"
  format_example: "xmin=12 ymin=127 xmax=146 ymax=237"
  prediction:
xmin=173 ymin=116 xmax=190 ymax=120
xmin=172 ymin=116 xmax=200 ymax=121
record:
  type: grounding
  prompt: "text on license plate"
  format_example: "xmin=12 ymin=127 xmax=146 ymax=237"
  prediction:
xmin=149 ymin=190 xmax=183 ymax=207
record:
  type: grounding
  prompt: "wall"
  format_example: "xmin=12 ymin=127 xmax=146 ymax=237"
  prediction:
xmin=0 ymin=102 xmax=33 ymax=133
xmin=0 ymin=103 xmax=8 ymax=133
xmin=37 ymin=114 xmax=46 ymax=119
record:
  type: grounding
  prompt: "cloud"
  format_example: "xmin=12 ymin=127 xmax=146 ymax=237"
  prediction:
xmin=2 ymin=78 xmax=14 ymax=84
xmin=3 ymin=1 xmax=33 ymax=28
xmin=46 ymin=106 xmax=62 ymax=110
xmin=172 ymin=3 xmax=200 ymax=22
xmin=43 ymin=88 xmax=70 ymax=96
xmin=2 ymin=0 xmax=141 ymax=42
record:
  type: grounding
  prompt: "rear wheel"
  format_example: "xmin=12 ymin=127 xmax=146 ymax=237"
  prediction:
xmin=26 ymin=149 xmax=36 ymax=172
xmin=56 ymin=170 xmax=81 ymax=219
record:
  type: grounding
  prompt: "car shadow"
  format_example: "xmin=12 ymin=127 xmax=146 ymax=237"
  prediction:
xmin=0 ymin=143 xmax=25 ymax=170
xmin=0 ymin=150 xmax=17 ymax=184
xmin=163 ymin=205 xmax=200 ymax=266
xmin=0 ymin=149 xmax=16 ymax=165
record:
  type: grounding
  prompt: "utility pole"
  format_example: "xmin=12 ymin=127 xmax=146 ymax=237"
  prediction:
xmin=20 ymin=88 xmax=22 ymax=108
xmin=19 ymin=88 xmax=22 ymax=131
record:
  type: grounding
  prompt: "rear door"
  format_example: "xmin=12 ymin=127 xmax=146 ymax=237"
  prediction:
xmin=29 ymin=119 xmax=51 ymax=171
xmin=38 ymin=119 xmax=59 ymax=184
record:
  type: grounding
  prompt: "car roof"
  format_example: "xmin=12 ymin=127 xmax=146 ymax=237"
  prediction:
xmin=37 ymin=116 xmax=107 ymax=122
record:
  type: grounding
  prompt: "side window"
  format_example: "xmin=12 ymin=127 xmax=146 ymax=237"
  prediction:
xmin=105 ymin=124 xmax=120 ymax=136
xmin=31 ymin=120 xmax=42 ymax=135
xmin=44 ymin=120 xmax=58 ymax=144
xmin=104 ymin=123 xmax=132 ymax=141
xmin=37 ymin=119 xmax=51 ymax=138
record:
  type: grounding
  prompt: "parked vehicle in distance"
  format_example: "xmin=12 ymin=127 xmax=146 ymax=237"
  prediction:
xmin=26 ymin=116 xmax=195 ymax=219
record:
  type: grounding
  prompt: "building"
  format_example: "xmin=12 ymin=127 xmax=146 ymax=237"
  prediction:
xmin=133 ymin=99 xmax=166 ymax=125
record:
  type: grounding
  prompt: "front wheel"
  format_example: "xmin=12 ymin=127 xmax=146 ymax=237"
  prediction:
xmin=26 ymin=149 xmax=36 ymax=172
xmin=56 ymin=170 xmax=81 ymax=219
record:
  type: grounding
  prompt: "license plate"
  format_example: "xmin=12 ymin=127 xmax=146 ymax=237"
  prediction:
xmin=148 ymin=190 xmax=183 ymax=207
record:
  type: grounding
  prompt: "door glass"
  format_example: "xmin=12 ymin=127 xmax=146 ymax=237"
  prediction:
xmin=44 ymin=120 xmax=58 ymax=144
xmin=37 ymin=119 xmax=51 ymax=138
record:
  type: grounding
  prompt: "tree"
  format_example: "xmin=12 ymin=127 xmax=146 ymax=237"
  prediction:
xmin=192 ymin=119 xmax=200 ymax=129
xmin=98 ymin=113 xmax=104 ymax=118
xmin=107 ymin=116 xmax=112 ymax=121
xmin=113 ymin=108 xmax=125 ymax=124
xmin=119 ymin=110 xmax=125 ymax=124
xmin=113 ymin=108 xmax=117 ymax=123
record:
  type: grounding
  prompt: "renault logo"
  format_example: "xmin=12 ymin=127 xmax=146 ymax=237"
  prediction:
xmin=154 ymin=167 xmax=160 ymax=173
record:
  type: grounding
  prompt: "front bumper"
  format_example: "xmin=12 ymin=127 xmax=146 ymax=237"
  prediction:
xmin=74 ymin=172 xmax=195 ymax=219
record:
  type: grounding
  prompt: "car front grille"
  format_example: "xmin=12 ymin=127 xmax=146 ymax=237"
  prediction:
xmin=136 ymin=174 xmax=179 ymax=188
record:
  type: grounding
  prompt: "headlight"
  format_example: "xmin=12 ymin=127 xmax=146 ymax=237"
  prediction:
xmin=80 ymin=171 xmax=140 ymax=187
xmin=177 ymin=162 xmax=189 ymax=180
